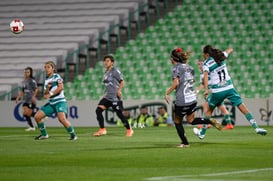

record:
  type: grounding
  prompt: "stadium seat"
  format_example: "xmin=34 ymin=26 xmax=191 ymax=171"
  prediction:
xmin=51 ymin=0 xmax=273 ymax=100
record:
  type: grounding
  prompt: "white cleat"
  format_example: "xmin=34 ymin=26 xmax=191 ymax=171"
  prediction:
xmin=255 ymin=128 xmax=267 ymax=136
xmin=193 ymin=128 xmax=205 ymax=139
xmin=25 ymin=127 xmax=35 ymax=131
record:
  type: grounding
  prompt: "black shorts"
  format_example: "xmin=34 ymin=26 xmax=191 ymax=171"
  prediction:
xmin=174 ymin=102 xmax=197 ymax=118
xmin=98 ymin=98 xmax=124 ymax=112
xmin=23 ymin=102 xmax=36 ymax=110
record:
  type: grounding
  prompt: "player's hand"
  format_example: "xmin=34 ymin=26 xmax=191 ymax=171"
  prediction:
xmin=44 ymin=93 xmax=51 ymax=99
xmin=117 ymin=91 xmax=122 ymax=99
xmin=203 ymin=90 xmax=209 ymax=99
xmin=164 ymin=94 xmax=171 ymax=104
xmin=47 ymin=82 xmax=52 ymax=88
xmin=226 ymin=48 xmax=233 ymax=54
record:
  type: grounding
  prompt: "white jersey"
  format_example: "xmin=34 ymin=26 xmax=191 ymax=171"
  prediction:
xmin=44 ymin=73 xmax=66 ymax=104
xmin=202 ymin=57 xmax=234 ymax=93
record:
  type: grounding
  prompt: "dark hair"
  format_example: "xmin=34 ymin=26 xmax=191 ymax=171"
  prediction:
xmin=25 ymin=67 xmax=34 ymax=78
xmin=104 ymin=54 xmax=115 ymax=62
xmin=158 ymin=106 xmax=167 ymax=110
xmin=171 ymin=47 xmax=191 ymax=63
xmin=203 ymin=45 xmax=227 ymax=64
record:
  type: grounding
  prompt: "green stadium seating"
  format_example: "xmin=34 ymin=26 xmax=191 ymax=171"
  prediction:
xmin=65 ymin=1 xmax=272 ymax=100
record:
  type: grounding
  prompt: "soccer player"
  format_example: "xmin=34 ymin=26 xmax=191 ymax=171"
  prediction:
xmin=193 ymin=45 xmax=267 ymax=139
xmin=93 ymin=54 xmax=133 ymax=137
xmin=34 ymin=61 xmax=77 ymax=140
xmin=196 ymin=51 xmax=234 ymax=133
xmin=15 ymin=67 xmax=38 ymax=131
xmin=164 ymin=47 xmax=222 ymax=148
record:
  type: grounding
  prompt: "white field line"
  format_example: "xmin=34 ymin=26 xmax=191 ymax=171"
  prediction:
xmin=145 ymin=167 xmax=273 ymax=181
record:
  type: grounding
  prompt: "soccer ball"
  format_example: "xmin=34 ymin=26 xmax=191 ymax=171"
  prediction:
xmin=10 ymin=19 xmax=24 ymax=34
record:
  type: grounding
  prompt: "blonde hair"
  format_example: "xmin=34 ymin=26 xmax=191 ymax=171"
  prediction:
xmin=45 ymin=61 xmax=57 ymax=73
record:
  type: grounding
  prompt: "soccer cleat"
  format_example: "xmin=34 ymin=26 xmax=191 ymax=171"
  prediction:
xmin=209 ymin=118 xmax=222 ymax=130
xmin=193 ymin=128 xmax=205 ymax=139
xmin=70 ymin=134 xmax=78 ymax=140
xmin=126 ymin=129 xmax=134 ymax=137
xmin=25 ymin=127 xmax=36 ymax=131
xmin=93 ymin=128 xmax=107 ymax=137
xmin=176 ymin=144 xmax=190 ymax=148
xmin=223 ymin=124 xmax=234 ymax=130
xmin=255 ymin=128 xmax=267 ymax=136
xmin=35 ymin=134 xmax=49 ymax=140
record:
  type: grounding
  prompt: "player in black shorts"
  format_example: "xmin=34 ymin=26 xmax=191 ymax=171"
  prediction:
xmin=93 ymin=54 xmax=134 ymax=137
xmin=16 ymin=67 xmax=38 ymax=131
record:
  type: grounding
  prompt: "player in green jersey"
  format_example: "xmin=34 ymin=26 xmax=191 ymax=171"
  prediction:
xmin=34 ymin=61 xmax=77 ymax=140
xmin=194 ymin=45 xmax=267 ymax=139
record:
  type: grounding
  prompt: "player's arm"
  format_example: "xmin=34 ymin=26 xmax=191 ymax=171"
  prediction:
xmin=196 ymin=83 xmax=204 ymax=94
xmin=223 ymin=48 xmax=233 ymax=58
xmin=15 ymin=90 xmax=24 ymax=104
xmin=165 ymin=77 xmax=179 ymax=104
xmin=203 ymin=71 xmax=209 ymax=99
xmin=44 ymin=80 xmax=63 ymax=99
xmin=50 ymin=80 xmax=64 ymax=95
xmin=117 ymin=80 xmax=124 ymax=98
xmin=32 ymin=87 xmax=38 ymax=103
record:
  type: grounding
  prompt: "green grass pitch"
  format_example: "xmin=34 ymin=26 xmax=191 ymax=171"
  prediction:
xmin=0 ymin=126 xmax=272 ymax=181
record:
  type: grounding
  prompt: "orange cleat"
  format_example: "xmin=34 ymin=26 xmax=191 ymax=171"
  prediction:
xmin=126 ymin=129 xmax=134 ymax=137
xmin=223 ymin=124 xmax=234 ymax=130
xmin=93 ymin=128 xmax=107 ymax=136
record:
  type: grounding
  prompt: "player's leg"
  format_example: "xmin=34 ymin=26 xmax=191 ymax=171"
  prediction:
xmin=56 ymin=102 xmax=77 ymax=140
xmin=186 ymin=102 xmax=221 ymax=130
xmin=193 ymin=94 xmax=221 ymax=139
xmin=237 ymin=103 xmax=267 ymax=135
xmin=113 ymin=101 xmax=133 ymax=137
xmin=34 ymin=103 xmax=51 ymax=140
xmin=174 ymin=105 xmax=189 ymax=147
xmin=228 ymin=89 xmax=267 ymax=135
xmin=219 ymin=104 xmax=233 ymax=130
xmin=23 ymin=104 xmax=35 ymax=131
xmin=93 ymin=98 xmax=109 ymax=136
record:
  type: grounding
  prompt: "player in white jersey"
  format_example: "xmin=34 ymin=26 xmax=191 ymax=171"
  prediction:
xmin=193 ymin=45 xmax=267 ymax=139
xmin=164 ymin=47 xmax=222 ymax=148
xmin=195 ymin=50 xmax=234 ymax=134
xmin=34 ymin=61 xmax=77 ymax=140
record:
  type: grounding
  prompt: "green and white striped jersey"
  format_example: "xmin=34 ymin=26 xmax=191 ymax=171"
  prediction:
xmin=44 ymin=73 xmax=66 ymax=105
xmin=202 ymin=57 xmax=234 ymax=93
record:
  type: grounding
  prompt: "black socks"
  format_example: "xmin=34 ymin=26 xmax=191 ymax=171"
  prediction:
xmin=191 ymin=117 xmax=211 ymax=125
xmin=174 ymin=123 xmax=189 ymax=145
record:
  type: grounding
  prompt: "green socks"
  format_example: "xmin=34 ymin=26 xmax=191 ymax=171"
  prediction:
xmin=37 ymin=122 xmax=48 ymax=136
xmin=66 ymin=126 xmax=76 ymax=137
xmin=224 ymin=114 xmax=232 ymax=124
xmin=200 ymin=124 xmax=207 ymax=135
xmin=245 ymin=113 xmax=258 ymax=129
